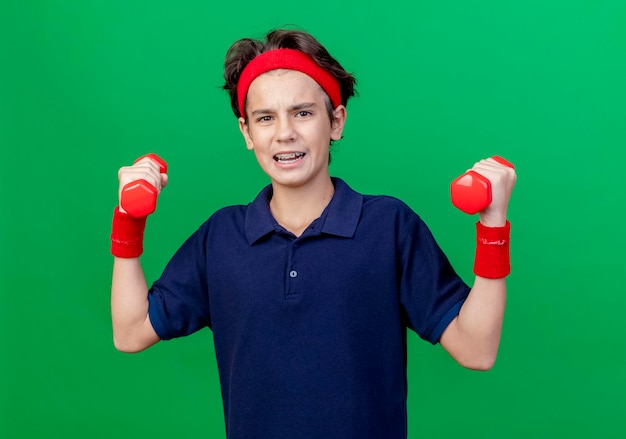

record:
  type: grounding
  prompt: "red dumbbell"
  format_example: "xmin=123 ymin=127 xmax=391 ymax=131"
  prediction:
xmin=450 ymin=156 xmax=514 ymax=214
xmin=120 ymin=153 xmax=168 ymax=218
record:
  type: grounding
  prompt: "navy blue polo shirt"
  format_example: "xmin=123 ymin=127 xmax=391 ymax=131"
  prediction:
xmin=148 ymin=177 xmax=470 ymax=439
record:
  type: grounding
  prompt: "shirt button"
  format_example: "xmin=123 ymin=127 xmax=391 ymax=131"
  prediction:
xmin=289 ymin=270 xmax=298 ymax=278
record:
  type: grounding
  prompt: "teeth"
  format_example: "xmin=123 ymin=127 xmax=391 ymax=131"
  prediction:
xmin=274 ymin=152 xmax=305 ymax=162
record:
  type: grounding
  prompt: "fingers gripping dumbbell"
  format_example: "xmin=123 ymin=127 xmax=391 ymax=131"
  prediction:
xmin=450 ymin=156 xmax=515 ymax=214
xmin=120 ymin=153 xmax=168 ymax=218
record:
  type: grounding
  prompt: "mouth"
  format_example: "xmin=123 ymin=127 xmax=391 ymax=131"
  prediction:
xmin=273 ymin=152 xmax=306 ymax=163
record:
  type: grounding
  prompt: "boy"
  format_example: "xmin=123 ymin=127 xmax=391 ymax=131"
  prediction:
xmin=110 ymin=29 xmax=516 ymax=439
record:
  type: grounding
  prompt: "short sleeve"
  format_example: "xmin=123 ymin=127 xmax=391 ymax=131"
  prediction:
xmin=398 ymin=214 xmax=470 ymax=344
xmin=148 ymin=221 xmax=211 ymax=340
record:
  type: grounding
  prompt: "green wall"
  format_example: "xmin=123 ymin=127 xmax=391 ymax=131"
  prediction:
xmin=1 ymin=1 xmax=625 ymax=438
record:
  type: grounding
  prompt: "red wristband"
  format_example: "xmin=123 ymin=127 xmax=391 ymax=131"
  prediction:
xmin=474 ymin=220 xmax=511 ymax=279
xmin=110 ymin=207 xmax=147 ymax=258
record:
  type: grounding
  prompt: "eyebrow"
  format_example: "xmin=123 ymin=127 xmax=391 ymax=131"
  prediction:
xmin=250 ymin=102 xmax=317 ymax=117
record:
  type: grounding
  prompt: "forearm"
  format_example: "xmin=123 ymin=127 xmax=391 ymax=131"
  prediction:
xmin=441 ymin=207 xmax=512 ymax=369
xmin=111 ymin=255 xmax=159 ymax=353
xmin=443 ymin=277 xmax=506 ymax=370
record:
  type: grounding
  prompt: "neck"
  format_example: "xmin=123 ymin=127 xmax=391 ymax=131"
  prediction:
xmin=269 ymin=176 xmax=335 ymax=237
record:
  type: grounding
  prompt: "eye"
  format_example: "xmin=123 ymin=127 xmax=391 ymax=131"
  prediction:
xmin=295 ymin=110 xmax=312 ymax=118
xmin=256 ymin=115 xmax=272 ymax=123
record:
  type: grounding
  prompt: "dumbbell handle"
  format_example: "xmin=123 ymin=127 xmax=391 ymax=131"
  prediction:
xmin=451 ymin=156 xmax=514 ymax=214
xmin=120 ymin=153 xmax=168 ymax=218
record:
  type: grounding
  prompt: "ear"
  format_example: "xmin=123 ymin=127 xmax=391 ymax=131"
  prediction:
xmin=238 ymin=117 xmax=254 ymax=151
xmin=330 ymin=105 xmax=347 ymax=141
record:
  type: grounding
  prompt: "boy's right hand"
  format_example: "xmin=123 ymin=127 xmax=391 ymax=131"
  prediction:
xmin=118 ymin=154 xmax=169 ymax=216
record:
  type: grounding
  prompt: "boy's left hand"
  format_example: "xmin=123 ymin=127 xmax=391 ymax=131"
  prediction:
xmin=472 ymin=157 xmax=517 ymax=227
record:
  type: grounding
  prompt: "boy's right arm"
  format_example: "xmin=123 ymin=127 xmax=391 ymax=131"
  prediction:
xmin=111 ymin=257 xmax=160 ymax=353
xmin=110 ymin=157 xmax=167 ymax=353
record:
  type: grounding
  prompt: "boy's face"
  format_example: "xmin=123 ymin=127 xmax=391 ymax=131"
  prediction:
xmin=239 ymin=69 xmax=346 ymax=190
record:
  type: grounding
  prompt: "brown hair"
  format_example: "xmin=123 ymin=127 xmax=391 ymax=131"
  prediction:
xmin=223 ymin=29 xmax=357 ymax=120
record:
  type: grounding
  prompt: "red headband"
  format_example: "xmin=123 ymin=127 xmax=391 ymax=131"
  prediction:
xmin=236 ymin=48 xmax=342 ymax=118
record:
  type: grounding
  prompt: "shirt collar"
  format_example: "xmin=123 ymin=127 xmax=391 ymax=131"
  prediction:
xmin=244 ymin=177 xmax=363 ymax=245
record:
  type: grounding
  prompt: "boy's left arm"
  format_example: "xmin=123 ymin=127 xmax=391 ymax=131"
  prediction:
xmin=439 ymin=158 xmax=517 ymax=370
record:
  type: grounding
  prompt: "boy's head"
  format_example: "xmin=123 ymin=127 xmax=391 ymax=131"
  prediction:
xmin=223 ymin=29 xmax=356 ymax=122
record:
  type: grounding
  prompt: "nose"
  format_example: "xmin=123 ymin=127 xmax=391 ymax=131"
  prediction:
xmin=275 ymin=116 xmax=296 ymax=142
